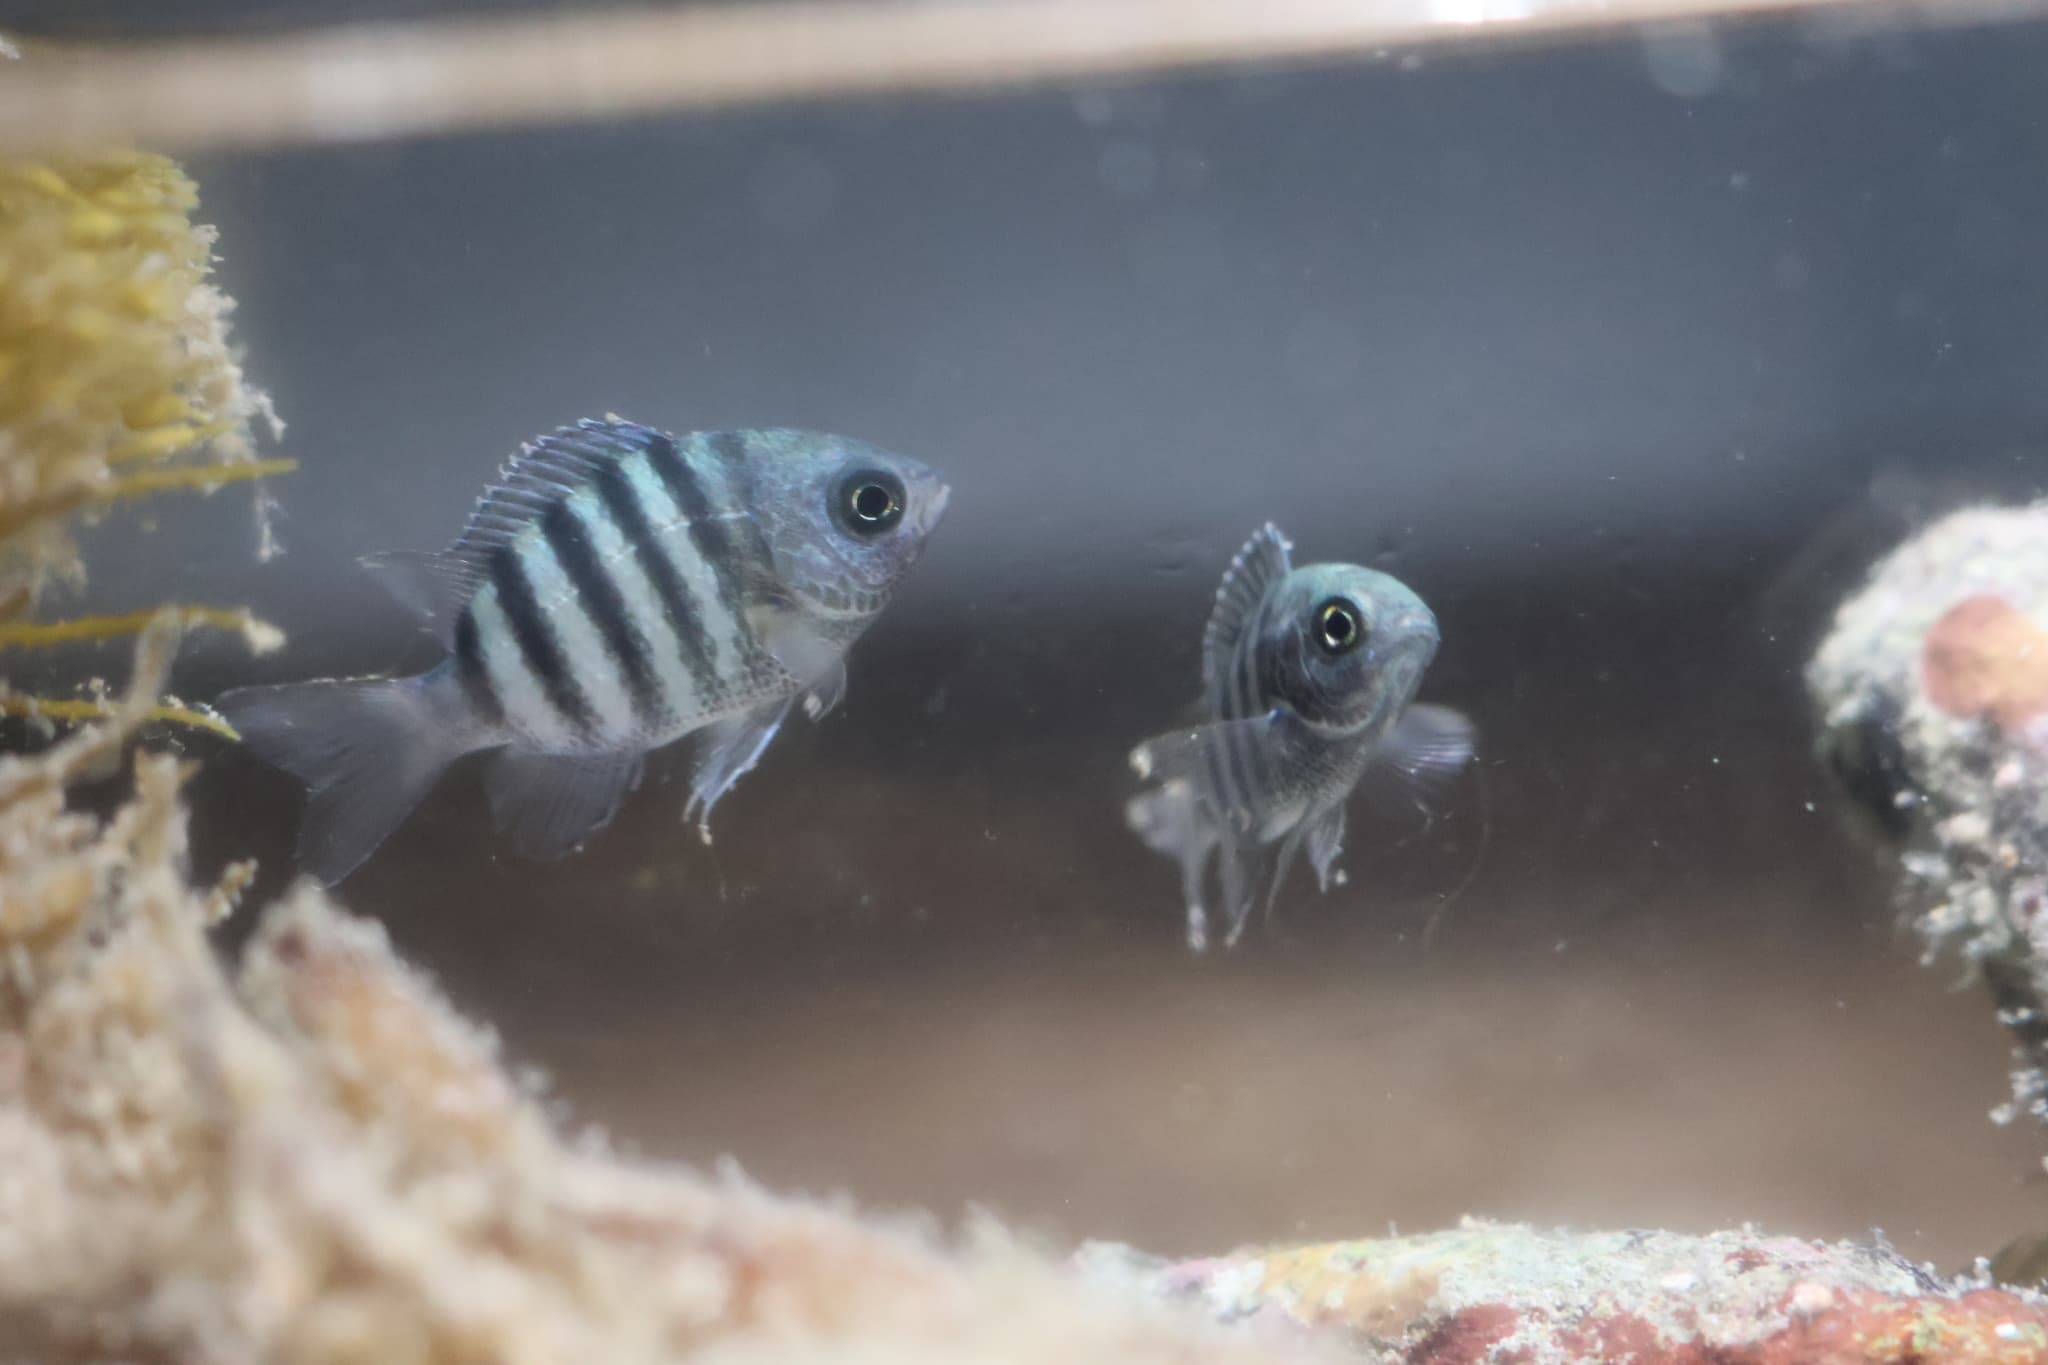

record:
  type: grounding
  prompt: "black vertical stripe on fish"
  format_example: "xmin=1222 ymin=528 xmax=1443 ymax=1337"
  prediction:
xmin=540 ymin=496 xmax=663 ymax=723
xmin=654 ymin=432 xmax=751 ymax=621
xmin=1201 ymin=714 xmax=1248 ymax=830
xmin=647 ymin=434 xmax=743 ymax=614
xmin=593 ymin=456 xmax=721 ymax=702
xmin=1224 ymin=714 xmax=1266 ymax=827
xmin=489 ymin=542 xmax=592 ymax=730
xmin=453 ymin=606 xmax=506 ymax=728
xmin=706 ymin=429 xmax=778 ymax=588
xmin=1237 ymin=627 xmax=1278 ymax=796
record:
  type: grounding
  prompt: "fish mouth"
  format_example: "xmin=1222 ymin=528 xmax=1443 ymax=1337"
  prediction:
xmin=921 ymin=478 xmax=953 ymax=530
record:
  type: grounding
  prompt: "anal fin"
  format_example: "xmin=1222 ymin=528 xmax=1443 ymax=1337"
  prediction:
xmin=486 ymin=748 xmax=645 ymax=862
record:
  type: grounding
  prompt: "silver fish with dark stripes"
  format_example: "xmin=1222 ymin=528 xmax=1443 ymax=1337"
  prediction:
xmin=217 ymin=416 xmax=950 ymax=884
xmin=1125 ymin=522 xmax=1474 ymax=952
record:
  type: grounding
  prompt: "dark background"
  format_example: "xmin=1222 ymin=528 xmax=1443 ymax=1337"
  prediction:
xmin=20 ymin=3 xmax=2048 ymax=1268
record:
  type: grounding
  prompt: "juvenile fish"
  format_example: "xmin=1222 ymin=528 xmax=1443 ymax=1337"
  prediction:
xmin=217 ymin=416 xmax=950 ymax=884
xmin=1126 ymin=522 xmax=1474 ymax=951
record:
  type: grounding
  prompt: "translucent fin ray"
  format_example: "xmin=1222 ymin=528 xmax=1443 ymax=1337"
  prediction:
xmin=1303 ymin=802 xmax=1346 ymax=893
xmin=214 ymin=674 xmax=467 ymax=885
xmin=485 ymin=748 xmax=645 ymax=862
xmin=683 ymin=696 xmax=796 ymax=844
xmin=359 ymin=549 xmax=483 ymax=646
xmin=1202 ymin=522 xmax=1292 ymax=712
xmin=443 ymin=417 xmax=672 ymax=570
xmin=1356 ymin=702 xmax=1478 ymax=821
xmin=1127 ymin=712 xmax=1281 ymax=815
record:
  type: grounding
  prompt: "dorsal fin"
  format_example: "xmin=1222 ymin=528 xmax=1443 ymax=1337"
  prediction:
xmin=446 ymin=415 xmax=672 ymax=569
xmin=359 ymin=548 xmax=482 ymax=646
xmin=356 ymin=416 xmax=675 ymax=645
xmin=1201 ymin=522 xmax=1292 ymax=708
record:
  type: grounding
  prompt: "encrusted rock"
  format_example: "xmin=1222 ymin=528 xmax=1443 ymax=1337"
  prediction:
xmin=1078 ymin=1221 xmax=2048 ymax=1363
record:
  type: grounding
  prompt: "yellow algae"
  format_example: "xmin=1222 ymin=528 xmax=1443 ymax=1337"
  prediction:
xmin=0 ymin=151 xmax=285 ymax=602
xmin=0 ymin=694 xmax=237 ymax=740
xmin=0 ymin=604 xmax=282 ymax=653
xmin=0 ymin=145 xmax=288 ymax=740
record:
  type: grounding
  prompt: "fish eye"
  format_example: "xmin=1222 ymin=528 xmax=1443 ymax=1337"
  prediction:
xmin=834 ymin=469 xmax=905 ymax=536
xmin=1312 ymin=597 xmax=1366 ymax=656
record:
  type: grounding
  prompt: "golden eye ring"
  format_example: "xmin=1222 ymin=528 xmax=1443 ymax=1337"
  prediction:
xmin=835 ymin=469 xmax=905 ymax=535
xmin=1312 ymin=597 xmax=1365 ymax=656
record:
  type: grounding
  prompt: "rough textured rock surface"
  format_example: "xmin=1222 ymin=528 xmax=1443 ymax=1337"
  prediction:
xmin=0 ymin=714 xmax=1336 ymax=1364
xmin=1077 ymin=1221 xmax=2048 ymax=1363
xmin=1805 ymin=500 xmax=2048 ymax=1140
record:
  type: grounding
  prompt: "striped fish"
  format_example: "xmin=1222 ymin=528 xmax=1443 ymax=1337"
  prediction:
xmin=1124 ymin=522 xmax=1474 ymax=952
xmin=217 ymin=416 xmax=950 ymax=885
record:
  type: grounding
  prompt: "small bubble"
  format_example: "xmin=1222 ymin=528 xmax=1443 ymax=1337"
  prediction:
xmin=1642 ymin=20 xmax=1725 ymax=99
xmin=1728 ymin=170 xmax=1752 ymax=191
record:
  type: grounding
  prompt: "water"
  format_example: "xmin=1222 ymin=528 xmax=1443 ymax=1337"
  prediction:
xmin=26 ymin=0 xmax=2048 ymax=1270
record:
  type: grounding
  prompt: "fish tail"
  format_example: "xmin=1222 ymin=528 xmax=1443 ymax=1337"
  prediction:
xmin=216 ymin=669 xmax=476 ymax=886
xmin=1126 ymin=779 xmax=1219 ymax=953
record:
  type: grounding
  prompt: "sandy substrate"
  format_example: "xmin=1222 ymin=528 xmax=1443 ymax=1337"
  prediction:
xmin=345 ymin=871 xmax=2043 ymax=1274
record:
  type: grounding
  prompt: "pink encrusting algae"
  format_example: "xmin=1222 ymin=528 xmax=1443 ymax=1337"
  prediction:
xmin=1922 ymin=594 xmax=2048 ymax=735
xmin=1076 ymin=1223 xmax=2048 ymax=1363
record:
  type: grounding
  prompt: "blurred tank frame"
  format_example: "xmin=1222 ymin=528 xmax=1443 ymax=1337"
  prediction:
xmin=0 ymin=0 xmax=2044 ymax=156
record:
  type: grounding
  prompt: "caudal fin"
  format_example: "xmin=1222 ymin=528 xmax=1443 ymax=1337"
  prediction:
xmin=215 ymin=674 xmax=466 ymax=885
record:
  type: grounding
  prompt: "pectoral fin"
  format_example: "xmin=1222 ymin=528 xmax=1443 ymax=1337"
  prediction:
xmin=749 ymin=602 xmax=840 ymax=681
xmin=1357 ymin=703 xmax=1477 ymax=821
